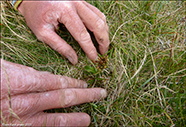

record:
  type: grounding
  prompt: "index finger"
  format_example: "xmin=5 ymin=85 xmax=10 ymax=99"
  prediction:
xmin=11 ymin=88 xmax=107 ymax=114
xmin=83 ymin=1 xmax=109 ymax=32
xmin=76 ymin=2 xmax=110 ymax=55
xmin=58 ymin=6 xmax=98 ymax=61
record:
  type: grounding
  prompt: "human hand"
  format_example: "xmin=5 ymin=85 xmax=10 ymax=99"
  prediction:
xmin=17 ymin=1 xmax=110 ymax=65
xmin=1 ymin=59 xmax=107 ymax=126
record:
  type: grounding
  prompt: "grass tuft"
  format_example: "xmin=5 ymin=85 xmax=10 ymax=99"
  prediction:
xmin=1 ymin=1 xmax=186 ymax=126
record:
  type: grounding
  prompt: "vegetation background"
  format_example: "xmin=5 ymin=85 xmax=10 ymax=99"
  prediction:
xmin=1 ymin=1 xmax=185 ymax=126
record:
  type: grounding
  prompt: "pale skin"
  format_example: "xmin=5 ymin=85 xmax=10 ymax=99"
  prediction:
xmin=18 ymin=1 xmax=110 ymax=65
xmin=1 ymin=1 xmax=110 ymax=126
xmin=1 ymin=59 xmax=107 ymax=126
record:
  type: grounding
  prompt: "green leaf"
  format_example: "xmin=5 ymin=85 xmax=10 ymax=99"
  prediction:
xmin=84 ymin=65 xmax=96 ymax=74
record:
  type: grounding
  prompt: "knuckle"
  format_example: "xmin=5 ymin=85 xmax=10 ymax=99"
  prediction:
xmin=79 ymin=30 xmax=90 ymax=42
xmin=12 ymin=96 xmax=36 ymax=116
xmin=95 ymin=18 xmax=105 ymax=30
xmin=76 ymin=79 xmax=85 ymax=88
xmin=101 ymin=12 xmax=106 ymax=21
xmin=90 ymin=90 xmax=97 ymax=101
xmin=12 ymin=97 xmax=25 ymax=114
xmin=60 ymin=76 xmax=69 ymax=88
xmin=89 ymin=48 xmax=96 ymax=56
xmin=61 ymin=5 xmax=75 ymax=24
xmin=84 ymin=89 xmax=96 ymax=102
xmin=35 ymin=25 xmax=54 ymax=42
xmin=55 ymin=115 xmax=69 ymax=126
xmin=63 ymin=3 xmax=73 ymax=11
xmin=55 ymin=45 xmax=67 ymax=55
xmin=43 ymin=9 xmax=56 ymax=24
xmin=62 ymin=89 xmax=76 ymax=107
xmin=72 ymin=78 xmax=78 ymax=87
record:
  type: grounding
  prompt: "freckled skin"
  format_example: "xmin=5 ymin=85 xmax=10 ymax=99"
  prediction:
xmin=1 ymin=59 xmax=107 ymax=126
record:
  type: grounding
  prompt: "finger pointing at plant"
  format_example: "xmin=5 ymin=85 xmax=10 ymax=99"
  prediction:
xmin=17 ymin=1 xmax=110 ymax=65
xmin=1 ymin=59 xmax=107 ymax=126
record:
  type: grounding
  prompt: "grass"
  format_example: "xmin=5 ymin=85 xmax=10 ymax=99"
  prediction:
xmin=1 ymin=1 xmax=186 ymax=126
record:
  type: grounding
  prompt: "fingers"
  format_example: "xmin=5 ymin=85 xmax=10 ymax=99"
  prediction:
xmin=25 ymin=112 xmax=90 ymax=126
xmin=25 ymin=72 xmax=87 ymax=92
xmin=8 ymin=88 xmax=107 ymax=115
xmin=3 ymin=112 xmax=90 ymax=126
xmin=83 ymin=1 xmax=109 ymax=32
xmin=40 ymin=30 xmax=78 ymax=65
xmin=58 ymin=5 xmax=98 ymax=61
xmin=36 ymin=88 xmax=107 ymax=111
xmin=27 ymin=74 xmax=88 ymax=91
xmin=76 ymin=2 xmax=110 ymax=55
xmin=35 ymin=1 xmax=110 ymax=62
xmin=1 ymin=60 xmax=87 ymax=98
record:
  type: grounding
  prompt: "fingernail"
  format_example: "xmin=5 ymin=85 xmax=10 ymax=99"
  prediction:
xmin=100 ymin=89 xmax=107 ymax=98
xmin=67 ymin=56 xmax=74 ymax=65
xmin=59 ymin=116 xmax=68 ymax=126
xmin=88 ymin=49 xmax=98 ymax=61
xmin=104 ymin=49 xmax=108 ymax=54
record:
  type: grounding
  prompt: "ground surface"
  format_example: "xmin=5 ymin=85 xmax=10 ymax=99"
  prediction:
xmin=1 ymin=1 xmax=186 ymax=126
